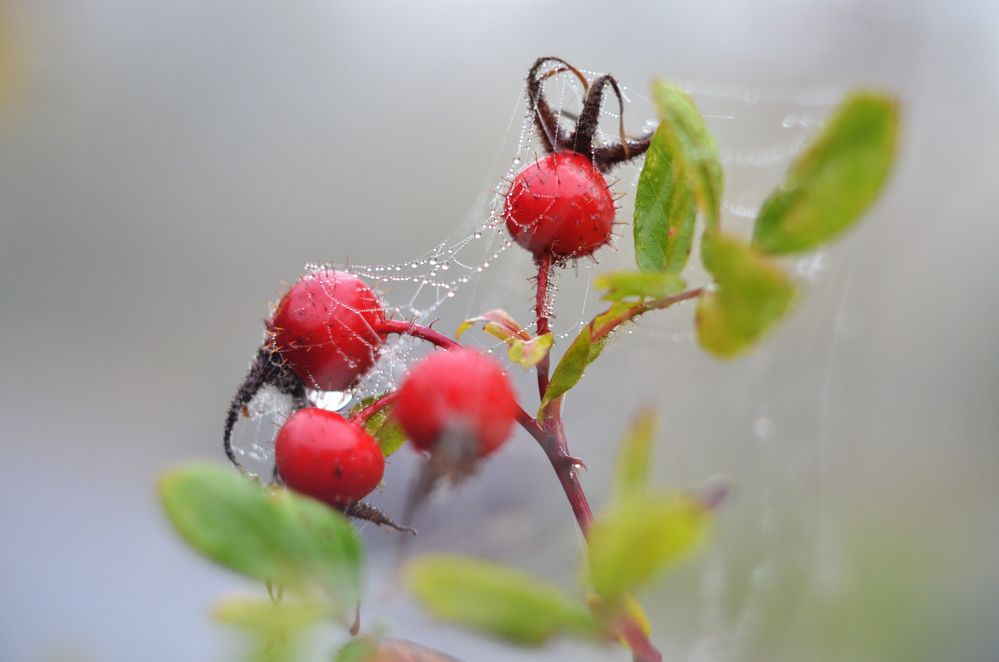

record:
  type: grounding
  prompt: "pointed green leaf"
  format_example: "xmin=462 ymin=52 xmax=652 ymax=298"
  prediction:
xmin=586 ymin=494 xmax=708 ymax=602
xmin=159 ymin=464 xmax=363 ymax=607
xmin=612 ymin=410 xmax=657 ymax=503
xmin=508 ymin=332 xmax=554 ymax=368
xmin=634 ymin=82 xmax=723 ymax=274
xmin=595 ymin=271 xmax=686 ymax=302
xmin=351 ymin=395 xmax=407 ymax=457
xmin=405 ymin=555 xmax=600 ymax=646
xmin=540 ymin=303 xmax=634 ymax=413
xmin=696 ymin=231 xmax=795 ymax=357
xmin=634 ymin=125 xmax=698 ymax=273
xmin=651 ymin=82 xmax=724 ymax=230
xmin=753 ymin=92 xmax=899 ymax=254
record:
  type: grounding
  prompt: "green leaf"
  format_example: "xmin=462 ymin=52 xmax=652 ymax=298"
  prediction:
xmin=405 ymin=555 xmax=600 ymax=646
xmin=753 ymin=92 xmax=899 ymax=254
xmin=214 ymin=596 xmax=331 ymax=636
xmin=351 ymin=395 xmax=407 ymax=457
xmin=508 ymin=333 xmax=554 ymax=369
xmin=612 ymin=409 xmax=657 ymax=504
xmin=633 ymin=125 xmax=698 ymax=273
xmin=333 ymin=637 xmax=379 ymax=662
xmin=216 ymin=597 xmax=330 ymax=662
xmin=159 ymin=464 xmax=363 ymax=607
xmin=586 ymin=494 xmax=708 ymax=602
xmin=696 ymin=231 xmax=795 ymax=357
xmin=539 ymin=303 xmax=634 ymax=413
xmin=595 ymin=271 xmax=686 ymax=302
xmin=336 ymin=638 xmax=460 ymax=662
xmin=634 ymin=81 xmax=723 ymax=274
xmin=458 ymin=310 xmax=552 ymax=369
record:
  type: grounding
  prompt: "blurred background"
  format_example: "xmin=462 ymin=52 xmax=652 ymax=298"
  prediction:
xmin=1 ymin=1 xmax=997 ymax=660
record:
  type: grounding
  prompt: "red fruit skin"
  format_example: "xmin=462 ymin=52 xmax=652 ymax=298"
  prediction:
xmin=503 ymin=151 xmax=616 ymax=259
xmin=270 ymin=269 xmax=386 ymax=391
xmin=393 ymin=349 xmax=518 ymax=456
xmin=275 ymin=408 xmax=385 ymax=507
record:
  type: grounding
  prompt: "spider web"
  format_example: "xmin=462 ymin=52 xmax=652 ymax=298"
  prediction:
xmin=227 ymin=66 xmax=850 ymax=661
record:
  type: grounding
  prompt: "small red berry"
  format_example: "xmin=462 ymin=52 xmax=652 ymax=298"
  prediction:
xmin=394 ymin=349 xmax=517 ymax=457
xmin=269 ymin=269 xmax=386 ymax=391
xmin=275 ymin=407 xmax=384 ymax=507
xmin=504 ymin=151 xmax=616 ymax=260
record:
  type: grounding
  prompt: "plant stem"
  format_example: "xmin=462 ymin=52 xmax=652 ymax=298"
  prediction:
xmin=591 ymin=287 xmax=704 ymax=342
xmin=382 ymin=303 xmax=660 ymax=661
xmin=352 ymin=391 xmax=399 ymax=426
xmin=514 ymin=407 xmax=593 ymax=530
xmin=379 ymin=318 xmax=461 ymax=350
xmin=534 ymin=253 xmax=553 ymax=396
xmin=533 ymin=256 xmax=663 ymax=662
xmin=617 ymin=618 xmax=663 ymax=662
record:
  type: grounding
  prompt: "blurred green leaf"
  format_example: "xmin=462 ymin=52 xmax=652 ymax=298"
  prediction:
xmin=696 ymin=231 xmax=795 ymax=357
xmin=333 ymin=637 xmax=379 ymax=662
xmin=586 ymin=494 xmax=708 ymax=602
xmin=634 ymin=82 xmax=723 ymax=274
xmin=540 ymin=303 xmax=634 ymax=414
xmin=215 ymin=597 xmax=330 ymax=662
xmin=594 ymin=271 xmax=686 ymax=302
xmin=336 ymin=638 xmax=461 ymax=662
xmin=351 ymin=396 xmax=407 ymax=457
xmin=405 ymin=555 xmax=600 ymax=646
xmin=612 ymin=410 xmax=657 ymax=504
xmin=753 ymin=92 xmax=899 ymax=254
xmin=215 ymin=596 xmax=331 ymax=635
xmin=159 ymin=464 xmax=363 ymax=607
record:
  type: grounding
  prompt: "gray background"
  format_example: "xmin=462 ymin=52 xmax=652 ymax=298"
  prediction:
xmin=1 ymin=1 xmax=997 ymax=661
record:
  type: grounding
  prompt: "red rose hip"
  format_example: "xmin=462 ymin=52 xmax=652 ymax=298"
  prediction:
xmin=275 ymin=408 xmax=384 ymax=506
xmin=394 ymin=349 xmax=517 ymax=457
xmin=504 ymin=151 xmax=616 ymax=260
xmin=269 ymin=269 xmax=386 ymax=391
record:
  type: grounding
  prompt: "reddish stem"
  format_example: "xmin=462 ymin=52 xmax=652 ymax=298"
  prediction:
xmin=514 ymin=407 xmax=593 ymax=531
xmin=617 ymin=618 xmax=663 ymax=662
xmin=534 ymin=253 xmax=553 ymax=396
xmin=591 ymin=287 xmax=704 ymax=342
xmin=381 ymin=307 xmax=657 ymax=661
xmin=352 ymin=391 xmax=399 ymax=427
xmin=378 ymin=318 xmax=461 ymax=350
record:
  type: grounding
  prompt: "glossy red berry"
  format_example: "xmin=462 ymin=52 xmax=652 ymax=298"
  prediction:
xmin=504 ymin=151 xmax=616 ymax=260
xmin=269 ymin=269 xmax=386 ymax=392
xmin=394 ymin=349 xmax=517 ymax=457
xmin=275 ymin=408 xmax=384 ymax=507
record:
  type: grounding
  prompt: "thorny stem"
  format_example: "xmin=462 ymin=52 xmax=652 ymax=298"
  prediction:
xmin=381 ymin=302 xmax=670 ymax=662
xmin=533 ymin=256 xmax=678 ymax=662
xmin=534 ymin=253 xmax=553 ymax=397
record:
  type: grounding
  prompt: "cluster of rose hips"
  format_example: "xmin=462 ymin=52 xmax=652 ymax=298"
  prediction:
xmin=224 ymin=57 xmax=650 ymax=528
